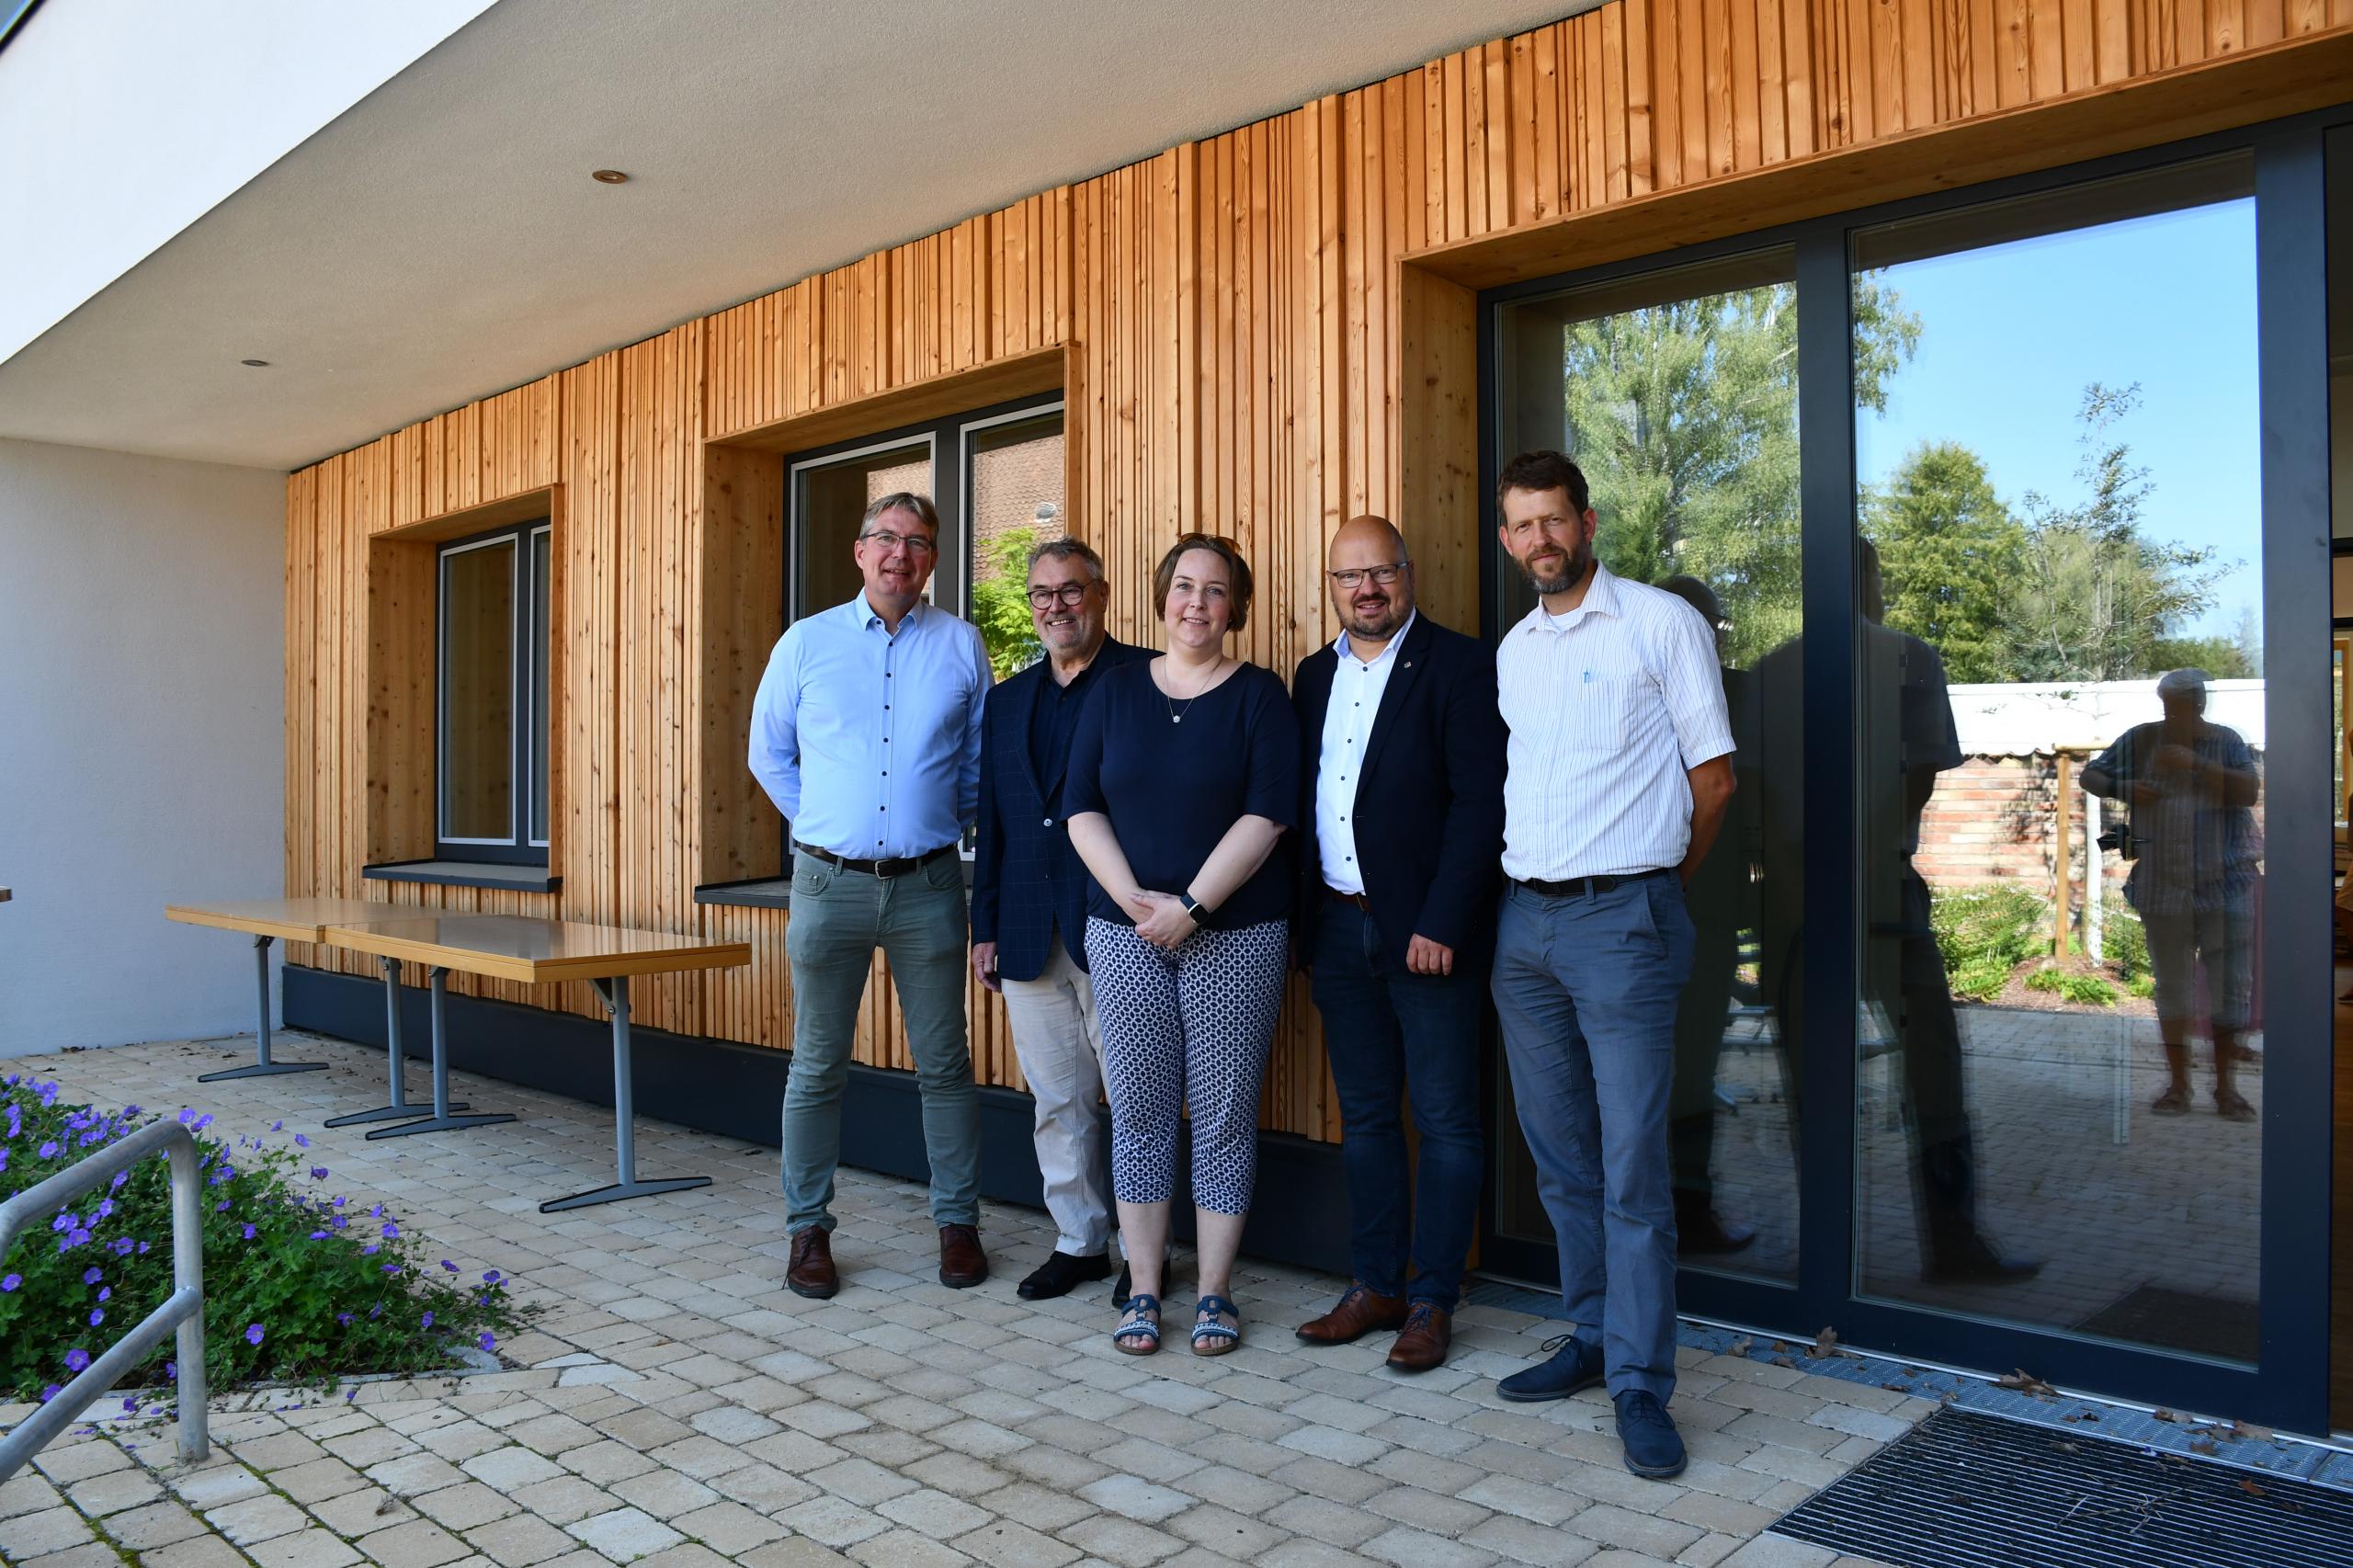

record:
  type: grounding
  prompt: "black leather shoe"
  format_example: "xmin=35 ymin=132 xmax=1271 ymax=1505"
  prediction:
xmin=1018 ymin=1250 xmax=1112 ymax=1301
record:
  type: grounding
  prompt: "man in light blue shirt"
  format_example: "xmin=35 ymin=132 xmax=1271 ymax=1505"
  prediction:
xmin=749 ymin=492 xmax=994 ymax=1299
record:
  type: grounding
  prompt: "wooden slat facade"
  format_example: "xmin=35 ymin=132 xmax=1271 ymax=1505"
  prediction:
xmin=285 ymin=0 xmax=2352 ymax=1145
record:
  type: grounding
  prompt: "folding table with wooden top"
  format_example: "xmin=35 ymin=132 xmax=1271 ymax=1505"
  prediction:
xmin=162 ymin=899 xmax=381 ymax=1083
xmin=319 ymin=914 xmax=752 ymax=1211
xmin=165 ymin=898 xmax=467 ymax=1119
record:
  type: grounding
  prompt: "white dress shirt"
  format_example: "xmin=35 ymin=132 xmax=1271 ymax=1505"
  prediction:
xmin=1496 ymin=565 xmax=1733 ymax=881
xmin=1315 ymin=611 xmax=1415 ymax=894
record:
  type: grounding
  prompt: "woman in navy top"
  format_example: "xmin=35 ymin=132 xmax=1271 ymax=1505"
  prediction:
xmin=1066 ymin=533 xmax=1298 ymax=1358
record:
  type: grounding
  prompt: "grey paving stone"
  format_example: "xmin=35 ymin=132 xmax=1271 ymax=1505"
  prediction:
xmin=208 ymin=1492 xmax=315 ymax=1547
xmin=3 ymin=1506 xmax=98 ymax=1558
xmin=566 ymin=1507 xmax=684 ymax=1564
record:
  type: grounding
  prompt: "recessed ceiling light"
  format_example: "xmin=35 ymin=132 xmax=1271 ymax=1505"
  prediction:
xmin=591 ymin=169 xmax=629 ymax=184
xmin=241 ymin=358 xmax=271 ymax=368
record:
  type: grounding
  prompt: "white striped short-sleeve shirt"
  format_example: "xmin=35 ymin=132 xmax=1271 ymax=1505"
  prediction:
xmin=1496 ymin=563 xmax=1735 ymax=881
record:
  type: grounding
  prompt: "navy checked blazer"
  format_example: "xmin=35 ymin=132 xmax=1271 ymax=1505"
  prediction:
xmin=972 ymin=637 xmax=1149 ymax=982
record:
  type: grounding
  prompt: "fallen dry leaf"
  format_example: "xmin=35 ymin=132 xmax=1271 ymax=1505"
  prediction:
xmin=1728 ymin=1335 xmax=1753 ymax=1358
xmin=2231 ymin=1420 xmax=2273 ymax=1443
xmin=2153 ymin=1408 xmax=2179 ymax=1423
xmin=1995 ymin=1369 xmax=2056 ymax=1397
xmin=2190 ymin=1437 xmax=2219 ymax=1456
xmin=2240 ymin=1478 xmax=2267 ymax=1497
xmin=1811 ymin=1326 xmax=1842 ymax=1359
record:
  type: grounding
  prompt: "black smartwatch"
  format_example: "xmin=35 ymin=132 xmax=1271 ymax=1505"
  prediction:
xmin=1179 ymin=893 xmax=1211 ymax=924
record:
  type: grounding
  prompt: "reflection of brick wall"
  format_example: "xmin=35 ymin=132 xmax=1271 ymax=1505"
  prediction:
xmin=972 ymin=435 xmax=1064 ymax=566
xmin=1914 ymin=752 xmax=2268 ymax=912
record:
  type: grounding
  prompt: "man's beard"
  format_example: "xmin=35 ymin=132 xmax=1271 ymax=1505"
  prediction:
xmin=1520 ymin=539 xmax=1592 ymax=597
xmin=1343 ymin=595 xmax=1404 ymax=639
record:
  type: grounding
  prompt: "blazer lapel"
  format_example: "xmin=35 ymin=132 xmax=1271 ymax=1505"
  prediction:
xmin=1357 ymin=615 xmax=1434 ymax=786
xmin=1010 ymin=663 xmax=1048 ymax=809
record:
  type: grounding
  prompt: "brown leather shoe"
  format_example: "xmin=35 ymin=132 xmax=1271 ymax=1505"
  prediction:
xmin=787 ymin=1227 xmax=837 ymax=1299
xmin=938 ymin=1223 xmax=989 ymax=1289
xmin=1386 ymin=1302 xmax=1452 ymax=1372
xmin=1295 ymin=1283 xmax=1408 ymax=1345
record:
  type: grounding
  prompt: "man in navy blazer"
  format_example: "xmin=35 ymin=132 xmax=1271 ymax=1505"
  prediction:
xmin=972 ymin=536 xmax=1150 ymax=1301
xmin=1291 ymin=514 xmax=1506 ymax=1370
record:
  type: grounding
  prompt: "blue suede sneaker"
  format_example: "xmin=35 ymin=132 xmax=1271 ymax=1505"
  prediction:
xmin=1495 ymin=1334 xmax=1606 ymax=1403
xmin=1613 ymin=1390 xmax=1688 ymax=1478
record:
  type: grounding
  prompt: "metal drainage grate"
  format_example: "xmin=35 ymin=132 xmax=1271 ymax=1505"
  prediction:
xmin=1771 ymin=1406 xmax=2353 ymax=1568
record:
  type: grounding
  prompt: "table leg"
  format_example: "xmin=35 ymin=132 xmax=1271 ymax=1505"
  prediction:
xmin=199 ymin=935 xmax=327 ymax=1082
xmin=326 ymin=957 xmax=467 ymax=1127
xmin=366 ymin=966 xmax=515 ymax=1139
xmin=540 ymin=976 xmax=711 ymax=1212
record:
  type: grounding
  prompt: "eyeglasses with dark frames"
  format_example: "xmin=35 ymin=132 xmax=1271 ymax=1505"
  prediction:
xmin=1026 ymin=583 xmax=1093 ymax=608
xmin=858 ymin=529 xmax=937 ymax=556
xmin=1326 ymin=562 xmax=1408 ymax=589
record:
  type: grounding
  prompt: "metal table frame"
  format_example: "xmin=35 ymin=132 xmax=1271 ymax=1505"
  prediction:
xmin=323 ymin=955 xmax=467 ymax=1127
xmin=539 ymin=975 xmax=712 ymax=1212
xmin=197 ymin=933 xmax=327 ymax=1083
xmin=365 ymin=964 xmax=515 ymax=1140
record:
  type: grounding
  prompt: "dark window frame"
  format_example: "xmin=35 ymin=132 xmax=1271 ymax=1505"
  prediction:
xmin=1475 ymin=105 xmax=2349 ymax=1435
xmin=435 ymin=517 xmax=551 ymax=866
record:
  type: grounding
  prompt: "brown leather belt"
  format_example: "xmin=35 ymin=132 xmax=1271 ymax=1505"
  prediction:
xmin=1324 ymin=885 xmax=1372 ymax=915
xmin=1514 ymin=867 xmax=1672 ymax=899
xmin=796 ymin=841 xmax=958 ymax=879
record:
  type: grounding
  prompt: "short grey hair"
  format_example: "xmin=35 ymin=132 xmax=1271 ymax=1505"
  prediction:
xmin=861 ymin=492 xmax=939 ymax=539
xmin=1027 ymin=535 xmax=1105 ymax=585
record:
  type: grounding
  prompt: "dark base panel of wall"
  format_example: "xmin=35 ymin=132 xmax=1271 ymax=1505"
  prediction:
xmin=282 ymin=964 xmax=1351 ymax=1274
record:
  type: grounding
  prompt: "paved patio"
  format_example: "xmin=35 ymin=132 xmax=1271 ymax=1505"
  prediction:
xmin=0 ymin=1033 xmax=1927 ymax=1568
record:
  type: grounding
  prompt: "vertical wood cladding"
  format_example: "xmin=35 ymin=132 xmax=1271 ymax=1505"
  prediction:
xmin=285 ymin=0 xmax=2350 ymax=1142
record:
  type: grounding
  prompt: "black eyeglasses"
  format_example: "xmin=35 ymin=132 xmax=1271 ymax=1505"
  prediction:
xmin=858 ymin=529 xmax=937 ymax=556
xmin=1327 ymin=562 xmax=1407 ymax=589
xmin=1026 ymin=583 xmax=1092 ymax=608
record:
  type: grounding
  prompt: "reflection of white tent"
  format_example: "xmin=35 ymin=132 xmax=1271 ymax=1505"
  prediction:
xmin=1947 ymin=678 xmax=2266 ymax=758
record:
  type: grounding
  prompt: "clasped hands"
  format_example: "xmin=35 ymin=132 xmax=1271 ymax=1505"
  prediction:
xmin=1121 ymin=889 xmax=1198 ymax=949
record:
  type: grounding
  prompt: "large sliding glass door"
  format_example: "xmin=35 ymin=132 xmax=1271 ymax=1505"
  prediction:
xmin=1479 ymin=112 xmax=2343 ymax=1433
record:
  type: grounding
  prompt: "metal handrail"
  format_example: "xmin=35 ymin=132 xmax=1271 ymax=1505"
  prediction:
xmin=0 ymin=1119 xmax=209 ymax=1482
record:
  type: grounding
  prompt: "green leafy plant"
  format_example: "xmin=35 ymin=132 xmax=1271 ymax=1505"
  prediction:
xmin=2103 ymin=908 xmax=2151 ymax=985
xmin=972 ymin=526 xmax=1043 ymax=678
xmin=0 ymin=1075 xmax=521 ymax=1404
xmin=1929 ymin=882 xmax=2050 ymax=1002
xmin=2128 ymin=975 xmax=2157 ymax=1001
xmin=2025 ymin=964 xmax=2119 ymax=1006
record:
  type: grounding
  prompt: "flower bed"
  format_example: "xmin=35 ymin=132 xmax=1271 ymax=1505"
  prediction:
xmin=0 ymin=1074 xmax=522 ymax=1404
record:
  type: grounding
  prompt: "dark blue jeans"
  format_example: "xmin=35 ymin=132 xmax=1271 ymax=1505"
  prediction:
xmin=1491 ymin=873 xmax=1694 ymax=1403
xmin=1308 ymin=901 xmax=1485 ymax=1310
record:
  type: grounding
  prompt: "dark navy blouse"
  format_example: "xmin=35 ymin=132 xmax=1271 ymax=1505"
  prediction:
xmin=1063 ymin=658 xmax=1300 ymax=930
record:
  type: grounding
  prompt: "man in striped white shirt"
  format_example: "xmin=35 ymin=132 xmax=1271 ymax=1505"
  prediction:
xmin=1487 ymin=449 xmax=1735 ymax=1482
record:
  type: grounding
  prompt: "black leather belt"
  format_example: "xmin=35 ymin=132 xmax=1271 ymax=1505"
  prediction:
xmin=1514 ymin=867 xmax=1672 ymax=899
xmin=796 ymin=841 xmax=957 ymax=879
xmin=1324 ymin=885 xmax=1372 ymax=915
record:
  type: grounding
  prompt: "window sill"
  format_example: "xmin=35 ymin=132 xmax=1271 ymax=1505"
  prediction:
xmin=363 ymin=860 xmax=561 ymax=894
xmin=696 ymin=877 xmax=790 ymax=910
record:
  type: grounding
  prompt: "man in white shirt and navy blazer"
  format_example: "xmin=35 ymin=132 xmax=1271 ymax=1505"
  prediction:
xmin=1488 ymin=451 xmax=1736 ymax=1482
xmin=1290 ymin=514 xmax=1504 ymax=1372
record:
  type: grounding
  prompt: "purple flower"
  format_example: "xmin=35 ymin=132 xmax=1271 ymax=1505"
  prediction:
xmin=51 ymin=1212 xmax=74 ymax=1233
xmin=270 ymin=1119 xmax=283 ymax=1132
xmin=108 ymin=1171 xmax=127 ymax=1190
xmin=111 ymin=1238 xmax=133 ymax=1256
xmin=95 ymin=1199 xmax=114 ymax=1219
xmin=215 ymin=1199 xmax=230 ymax=1212
xmin=361 ymin=1244 xmax=378 ymax=1256
xmin=292 ymin=1133 xmax=308 ymax=1148
xmin=369 ymin=1204 xmax=382 ymax=1218
xmin=309 ymin=1231 xmax=327 ymax=1241
xmin=381 ymin=1221 xmax=398 ymax=1239
xmin=244 ymin=1324 xmax=264 ymax=1347
xmin=310 ymin=1167 xmax=328 ymax=1181
xmin=193 ymin=1114 xmax=212 ymax=1131
xmin=483 ymin=1270 xmax=502 ymax=1284
xmin=440 ymin=1260 xmax=458 ymax=1273
xmin=38 ymin=1141 xmax=59 ymax=1159
xmin=64 ymin=1348 xmax=90 ymax=1372
xmin=421 ymin=1312 xmax=434 ymax=1329
xmin=121 ymin=1397 xmax=138 ymax=1415
xmin=241 ymin=1224 xmax=256 ymax=1240
xmin=82 ymin=1267 xmax=101 ymax=1285
xmin=369 ymin=1303 xmax=382 ymax=1319
xmin=381 ymin=1264 xmax=402 ymax=1275
xmin=165 ymin=1361 xmax=175 ymax=1379
xmin=477 ymin=1333 xmax=496 ymax=1353
xmin=40 ymin=1384 xmax=60 ymax=1403
xmin=97 ymin=1288 xmax=110 ymax=1302
xmin=345 ymin=1389 xmax=358 ymax=1402
xmin=89 ymin=1309 xmax=104 ymax=1326
xmin=336 ymin=1312 xmax=352 ymax=1326
xmin=135 ymin=1242 xmax=149 ymax=1256
xmin=178 ymin=1108 xmax=194 ymax=1125
xmin=122 ymin=1105 xmax=141 ymax=1118
xmin=64 ymin=1228 xmax=90 ymax=1247
xmin=0 ymin=1274 xmax=18 ymax=1292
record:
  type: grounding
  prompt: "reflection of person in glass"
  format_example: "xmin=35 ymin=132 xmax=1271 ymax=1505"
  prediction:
xmin=1656 ymin=576 xmax=1763 ymax=1256
xmin=1756 ymin=540 xmax=2038 ymax=1283
xmin=2080 ymin=668 xmax=2260 ymax=1122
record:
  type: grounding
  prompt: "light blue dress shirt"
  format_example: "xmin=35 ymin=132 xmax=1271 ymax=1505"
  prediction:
xmin=749 ymin=594 xmax=993 ymax=859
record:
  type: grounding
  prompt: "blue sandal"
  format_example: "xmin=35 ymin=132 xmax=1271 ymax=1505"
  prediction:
xmin=1192 ymin=1294 xmax=1242 ymax=1357
xmin=1113 ymin=1294 xmax=1161 ymax=1356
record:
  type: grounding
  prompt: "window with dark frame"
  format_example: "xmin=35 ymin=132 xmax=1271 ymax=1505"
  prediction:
xmin=437 ymin=518 xmax=551 ymax=865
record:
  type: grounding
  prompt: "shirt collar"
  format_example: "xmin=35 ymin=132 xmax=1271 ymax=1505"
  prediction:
xmin=854 ymin=592 xmax=927 ymax=631
xmin=1333 ymin=608 xmax=1416 ymax=669
xmin=1518 ymin=562 xmax=1620 ymax=634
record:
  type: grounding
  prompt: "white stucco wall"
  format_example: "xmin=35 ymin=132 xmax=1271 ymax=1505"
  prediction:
xmin=0 ymin=438 xmax=287 ymax=1054
xmin=0 ymin=0 xmax=494 ymax=368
